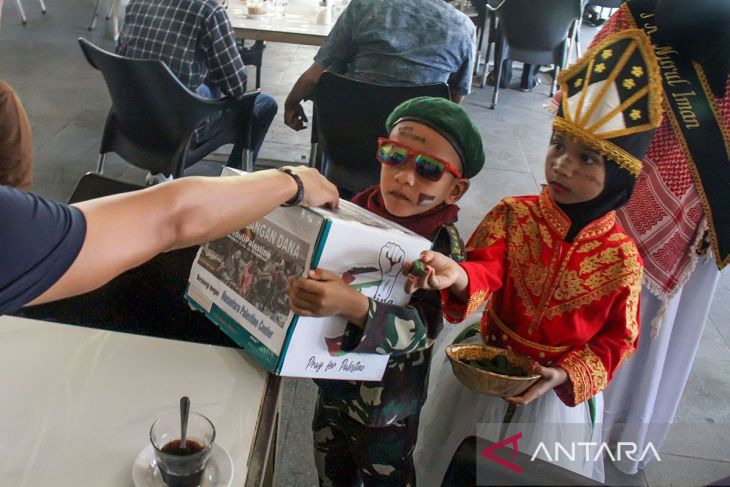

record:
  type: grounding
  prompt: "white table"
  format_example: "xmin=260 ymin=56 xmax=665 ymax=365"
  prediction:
xmin=228 ymin=9 xmax=333 ymax=46
xmin=0 ymin=316 xmax=270 ymax=487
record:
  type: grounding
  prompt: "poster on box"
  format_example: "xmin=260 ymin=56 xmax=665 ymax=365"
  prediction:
xmin=187 ymin=205 xmax=322 ymax=365
xmin=186 ymin=194 xmax=431 ymax=381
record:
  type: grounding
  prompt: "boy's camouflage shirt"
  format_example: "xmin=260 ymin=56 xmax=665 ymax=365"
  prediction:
xmin=315 ymin=224 xmax=465 ymax=427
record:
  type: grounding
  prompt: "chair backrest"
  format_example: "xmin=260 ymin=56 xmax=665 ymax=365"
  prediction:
xmin=68 ymin=172 xmax=143 ymax=204
xmin=497 ymin=0 xmax=582 ymax=65
xmin=312 ymin=72 xmax=450 ymax=198
xmin=587 ymin=0 xmax=622 ymax=8
xmin=78 ymin=37 xmax=226 ymax=175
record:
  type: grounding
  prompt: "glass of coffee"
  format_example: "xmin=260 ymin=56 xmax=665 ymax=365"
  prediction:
xmin=150 ymin=411 xmax=216 ymax=487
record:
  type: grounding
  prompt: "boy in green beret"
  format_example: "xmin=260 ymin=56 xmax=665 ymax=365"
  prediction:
xmin=287 ymin=96 xmax=485 ymax=486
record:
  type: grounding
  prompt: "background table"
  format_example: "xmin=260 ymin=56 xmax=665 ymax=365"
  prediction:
xmin=229 ymin=9 xmax=333 ymax=46
xmin=0 ymin=316 xmax=270 ymax=487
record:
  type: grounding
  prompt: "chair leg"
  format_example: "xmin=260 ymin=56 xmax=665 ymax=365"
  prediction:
xmin=473 ymin=14 xmax=487 ymax=76
xmin=105 ymin=0 xmax=114 ymax=19
xmin=243 ymin=149 xmax=253 ymax=173
xmin=96 ymin=154 xmax=106 ymax=174
xmin=480 ymin=13 xmax=497 ymax=89
xmin=15 ymin=0 xmax=27 ymax=24
xmin=309 ymin=142 xmax=319 ymax=169
xmin=490 ymin=67 xmax=501 ymax=109
xmin=480 ymin=43 xmax=493 ymax=89
xmin=490 ymin=45 xmax=504 ymax=109
xmin=550 ymin=66 xmax=559 ymax=97
xmin=38 ymin=0 xmax=46 ymax=13
xmin=88 ymin=0 xmax=103 ymax=30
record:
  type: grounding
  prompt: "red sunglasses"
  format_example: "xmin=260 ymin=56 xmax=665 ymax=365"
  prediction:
xmin=376 ymin=138 xmax=462 ymax=182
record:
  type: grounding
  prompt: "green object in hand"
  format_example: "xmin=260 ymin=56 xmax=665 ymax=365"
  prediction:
xmin=410 ymin=259 xmax=427 ymax=277
xmin=461 ymin=355 xmax=527 ymax=377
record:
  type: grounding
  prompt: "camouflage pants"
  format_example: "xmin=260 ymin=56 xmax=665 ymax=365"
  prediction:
xmin=312 ymin=394 xmax=420 ymax=487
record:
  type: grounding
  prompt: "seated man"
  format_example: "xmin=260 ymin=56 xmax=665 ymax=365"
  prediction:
xmin=284 ymin=0 xmax=476 ymax=131
xmin=117 ymin=0 xmax=277 ymax=179
xmin=0 ymin=81 xmax=33 ymax=191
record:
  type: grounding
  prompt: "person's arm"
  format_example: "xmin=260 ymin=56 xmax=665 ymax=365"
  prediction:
xmin=286 ymin=270 xmax=438 ymax=356
xmin=30 ymin=167 xmax=338 ymax=306
xmin=446 ymin=20 xmax=477 ymax=103
xmin=553 ymin=267 xmax=642 ymax=407
xmin=405 ymin=201 xmax=509 ymax=322
xmin=284 ymin=63 xmax=326 ymax=131
xmin=284 ymin=0 xmax=357 ymax=130
xmin=450 ymin=93 xmax=464 ymax=104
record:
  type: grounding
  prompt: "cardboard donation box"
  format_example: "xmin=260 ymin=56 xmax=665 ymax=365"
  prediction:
xmin=185 ymin=199 xmax=431 ymax=381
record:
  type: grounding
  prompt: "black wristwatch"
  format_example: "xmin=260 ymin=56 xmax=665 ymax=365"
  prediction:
xmin=278 ymin=167 xmax=304 ymax=206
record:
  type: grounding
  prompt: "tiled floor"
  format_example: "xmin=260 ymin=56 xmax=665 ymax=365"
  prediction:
xmin=2 ymin=2 xmax=729 ymax=486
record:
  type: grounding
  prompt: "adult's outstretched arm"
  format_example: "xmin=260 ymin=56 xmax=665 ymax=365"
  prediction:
xmin=29 ymin=166 xmax=338 ymax=305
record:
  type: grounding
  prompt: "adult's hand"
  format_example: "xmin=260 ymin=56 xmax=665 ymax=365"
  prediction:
xmin=280 ymin=165 xmax=339 ymax=208
xmin=284 ymin=102 xmax=308 ymax=131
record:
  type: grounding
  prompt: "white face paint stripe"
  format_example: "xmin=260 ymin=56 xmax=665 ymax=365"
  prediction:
xmin=418 ymin=193 xmax=436 ymax=206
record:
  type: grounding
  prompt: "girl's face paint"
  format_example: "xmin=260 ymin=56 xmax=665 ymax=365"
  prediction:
xmin=545 ymin=131 xmax=606 ymax=204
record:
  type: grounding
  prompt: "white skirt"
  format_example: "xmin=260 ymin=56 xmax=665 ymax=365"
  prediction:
xmin=414 ymin=324 xmax=605 ymax=486
xmin=602 ymin=256 xmax=720 ymax=474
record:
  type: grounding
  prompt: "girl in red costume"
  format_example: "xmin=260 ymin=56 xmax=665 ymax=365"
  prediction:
xmin=413 ymin=28 xmax=664 ymax=484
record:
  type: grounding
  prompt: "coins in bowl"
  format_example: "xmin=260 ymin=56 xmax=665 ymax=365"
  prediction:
xmin=446 ymin=344 xmax=541 ymax=397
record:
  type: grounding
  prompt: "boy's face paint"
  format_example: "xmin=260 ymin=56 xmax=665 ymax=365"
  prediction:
xmin=380 ymin=122 xmax=468 ymax=217
xmin=417 ymin=193 xmax=436 ymax=206
xmin=544 ymin=131 xmax=606 ymax=204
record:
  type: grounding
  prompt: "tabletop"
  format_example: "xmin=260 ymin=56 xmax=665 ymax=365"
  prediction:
xmin=228 ymin=7 xmax=334 ymax=46
xmin=0 ymin=315 xmax=268 ymax=487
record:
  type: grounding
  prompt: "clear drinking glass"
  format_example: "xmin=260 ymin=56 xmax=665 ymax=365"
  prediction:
xmin=150 ymin=411 xmax=216 ymax=487
xmin=271 ymin=0 xmax=287 ymax=16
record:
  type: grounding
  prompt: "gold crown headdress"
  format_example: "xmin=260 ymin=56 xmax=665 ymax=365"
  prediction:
xmin=554 ymin=29 xmax=663 ymax=177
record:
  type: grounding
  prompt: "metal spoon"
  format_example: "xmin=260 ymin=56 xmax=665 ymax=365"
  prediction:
xmin=180 ymin=396 xmax=190 ymax=450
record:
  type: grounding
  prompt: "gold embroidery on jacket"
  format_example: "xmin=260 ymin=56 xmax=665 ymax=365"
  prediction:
xmin=545 ymin=243 xmax=641 ymax=319
xmin=561 ymin=345 xmax=609 ymax=404
xmin=464 ymin=289 xmax=489 ymax=318
xmin=577 ymin=241 xmax=602 ymax=253
xmin=468 ymin=202 xmax=507 ymax=250
xmin=486 ymin=195 xmax=642 ymax=327
xmin=607 ymin=233 xmax=626 ymax=242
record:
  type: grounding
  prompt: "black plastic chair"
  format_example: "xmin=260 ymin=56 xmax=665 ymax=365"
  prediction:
xmin=14 ymin=171 xmax=236 ymax=347
xmin=310 ymin=72 xmax=450 ymax=199
xmin=237 ymin=39 xmax=265 ymax=89
xmin=68 ymin=172 xmax=143 ymax=203
xmin=475 ymin=0 xmax=504 ymax=87
xmin=489 ymin=0 xmax=582 ymax=108
xmin=587 ymin=0 xmax=623 ymax=8
xmin=78 ymin=37 xmax=261 ymax=177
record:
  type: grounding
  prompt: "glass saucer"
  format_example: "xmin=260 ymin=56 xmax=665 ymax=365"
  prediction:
xmin=132 ymin=443 xmax=234 ymax=487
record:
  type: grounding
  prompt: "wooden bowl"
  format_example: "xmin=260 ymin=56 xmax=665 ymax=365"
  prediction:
xmin=446 ymin=344 xmax=541 ymax=397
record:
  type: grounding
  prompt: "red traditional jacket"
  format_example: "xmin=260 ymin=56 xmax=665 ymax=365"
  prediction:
xmin=442 ymin=190 xmax=643 ymax=406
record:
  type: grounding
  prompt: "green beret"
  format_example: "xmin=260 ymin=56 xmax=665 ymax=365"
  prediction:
xmin=385 ymin=96 xmax=485 ymax=179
